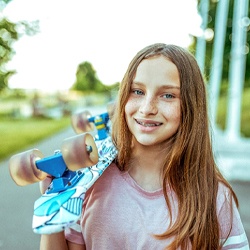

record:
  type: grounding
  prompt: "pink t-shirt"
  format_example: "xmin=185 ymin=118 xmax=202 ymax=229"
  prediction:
xmin=65 ymin=163 xmax=249 ymax=249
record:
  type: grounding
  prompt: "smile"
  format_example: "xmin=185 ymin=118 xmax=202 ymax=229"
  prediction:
xmin=135 ymin=119 xmax=162 ymax=127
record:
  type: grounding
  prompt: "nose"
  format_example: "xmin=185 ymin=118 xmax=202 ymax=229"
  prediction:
xmin=139 ymin=96 xmax=158 ymax=115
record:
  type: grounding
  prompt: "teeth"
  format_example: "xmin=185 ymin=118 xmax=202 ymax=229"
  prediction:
xmin=137 ymin=120 xmax=161 ymax=127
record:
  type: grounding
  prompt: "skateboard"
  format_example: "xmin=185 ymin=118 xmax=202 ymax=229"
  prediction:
xmin=8 ymin=108 xmax=117 ymax=234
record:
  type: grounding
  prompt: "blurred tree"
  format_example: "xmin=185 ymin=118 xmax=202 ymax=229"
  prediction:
xmin=0 ymin=0 xmax=39 ymax=92
xmin=191 ymin=0 xmax=250 ymax=88
xmin=0 ymin=17 xmax=18 ymax=91
xmin=72 ymin=61 xmax=107 ymax=93
xmin=0 ymin=0 xmax=12 ymax=9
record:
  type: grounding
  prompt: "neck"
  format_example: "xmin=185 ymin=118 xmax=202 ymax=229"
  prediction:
xmin=131 ymin=139 xmax=170 ymax=167
xmin=127 ymin=142 xmax=169 ymax=191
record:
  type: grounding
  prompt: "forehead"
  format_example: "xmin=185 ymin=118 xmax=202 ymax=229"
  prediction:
xmin=133 ymin=55 xmax=180 ymax=87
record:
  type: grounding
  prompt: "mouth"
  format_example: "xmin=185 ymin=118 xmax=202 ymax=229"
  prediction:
xmin=135 ymin=119 xmax=162 ymax=127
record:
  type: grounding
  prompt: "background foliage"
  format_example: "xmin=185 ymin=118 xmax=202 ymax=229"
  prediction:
xmin=0 ymin=17 xmax=18 ymax=91
xmin=192 ymin=0 xmax=250 ymax=88
xmin=71 ymin=61 xmax=119 ymax=95
xmin=0 ymin=0 xmax=39 ymax=92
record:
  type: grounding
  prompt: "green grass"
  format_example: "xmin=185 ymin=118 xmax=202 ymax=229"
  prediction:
xmin=217 ymin=88 xmax=250 ymax=137
xmin=0 ymin=116 xmax=70 ymax=160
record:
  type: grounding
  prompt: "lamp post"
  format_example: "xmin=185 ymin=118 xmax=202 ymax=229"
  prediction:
xmin=209 ymin=0 xmax=230 ymax=130
xmin=195 ymin=0 xmax=210 ymax=74
xmin=226 ymin=0 xmax=249 ymax=141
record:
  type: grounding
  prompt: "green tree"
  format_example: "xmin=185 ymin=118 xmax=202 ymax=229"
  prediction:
xmin=72 ymin=61 xmax=107 ymax=93
xmin=0 ymin=17 xmax=18 ymax=91
xmin=0 ymin=0 xmax=39 ymax=92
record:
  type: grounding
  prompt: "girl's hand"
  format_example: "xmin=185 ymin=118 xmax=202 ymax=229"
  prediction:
xmin=39 ymin=175 xmax=53 ymax=194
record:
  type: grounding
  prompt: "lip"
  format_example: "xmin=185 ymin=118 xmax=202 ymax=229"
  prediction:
xmin=134 ymin=118 xmax=162 ymax=131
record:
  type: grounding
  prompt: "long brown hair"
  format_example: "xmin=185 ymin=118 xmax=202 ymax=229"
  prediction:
xmin=111 ymin=43 xmax=238 ymax=249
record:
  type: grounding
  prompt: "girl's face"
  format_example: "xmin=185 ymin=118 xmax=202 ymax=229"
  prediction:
xmin=125 ymin=55 xmax=181 ymax=147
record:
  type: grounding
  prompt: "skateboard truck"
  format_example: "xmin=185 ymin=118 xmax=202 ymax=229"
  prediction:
xmin=88 ymin=112 xmax=110 ymax=140
xmin=8 ymin=132 xmax=97 ymax=194
xmin=36 ymin=146 xmax=93 ymax=194
xmin=31 ymin=111 xmax=109 ymax=194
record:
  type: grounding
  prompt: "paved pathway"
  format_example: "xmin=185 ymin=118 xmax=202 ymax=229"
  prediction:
xmin=0 ymin=106 xmax=249 ymax=249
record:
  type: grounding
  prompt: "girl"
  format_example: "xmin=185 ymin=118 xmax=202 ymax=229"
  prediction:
xmin=41 ymin=43 xmax=249 ymax=249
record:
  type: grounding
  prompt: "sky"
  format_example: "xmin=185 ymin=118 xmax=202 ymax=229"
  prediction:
xmin=2 ymin=0 xmax=201 ymax=91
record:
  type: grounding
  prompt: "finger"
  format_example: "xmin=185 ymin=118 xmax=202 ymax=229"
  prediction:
xmin=39 ymin=175 xmax=53 ymax=194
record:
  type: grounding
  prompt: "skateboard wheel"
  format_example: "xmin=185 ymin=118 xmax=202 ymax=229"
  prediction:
xmin=9 ymin=149 xmax=47 ymax=186
xmin=71 ymin=111 xmax=94 ymax=134
xmin=61 ymin=133 xmax=98 ymax=171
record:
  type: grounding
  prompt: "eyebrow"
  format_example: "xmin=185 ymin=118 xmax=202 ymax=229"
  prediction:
xmin=132 ymin=81 xmax=180 ymax=90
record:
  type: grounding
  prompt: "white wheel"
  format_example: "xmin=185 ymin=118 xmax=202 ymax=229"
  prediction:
xmin=61 ymin=133 xmax=98 ymax=171
xmin=9 ymin=149 xmax=47 ymax=186
xmin=71 ymin=111 xmax=94 ymax=134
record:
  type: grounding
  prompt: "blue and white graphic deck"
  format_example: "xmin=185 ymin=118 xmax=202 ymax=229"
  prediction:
xmin=32 ymin=136 xmax=117 ymax=234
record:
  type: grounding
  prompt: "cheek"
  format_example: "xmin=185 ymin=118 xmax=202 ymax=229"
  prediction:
xmin=125 ymin=98 xmax=138 ymax=116
xmin=124 ymin=101 xmax=132 ymax=124
xmin=124 ymin=102 xmax=129 ymax=115
xmin=124 ymin=101 xmax=135 ymax=132
xmin=162 ymin=103 xmax=181 ymax=124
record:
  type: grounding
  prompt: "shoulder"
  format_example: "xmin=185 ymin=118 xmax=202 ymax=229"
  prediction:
xmin=216 ymin=182 xmax=237 ymax=218
xmin=216 ymin=182 xmax=239 ymax=231
xmin=84 ymin=162 xmax=122 ymax=198
xmin=217 ymin=182 xmax=232 ymax=205
xmin=98 ymin=162 xmax=122 ymax=183
xmin=217 ymin=183 xmax=249 ymax=248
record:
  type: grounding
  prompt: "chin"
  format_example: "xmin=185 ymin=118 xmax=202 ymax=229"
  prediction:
xmin=133 ymin=137 xmax=160 ymax=147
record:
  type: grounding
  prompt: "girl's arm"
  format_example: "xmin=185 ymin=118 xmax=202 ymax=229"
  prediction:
xmin=68 ymin=241 xmax=86 ymax=250
xmin=40 ymin=232 xmax=85 ymax=250
xmin=40 ymin=232 xmax=68 ymax=250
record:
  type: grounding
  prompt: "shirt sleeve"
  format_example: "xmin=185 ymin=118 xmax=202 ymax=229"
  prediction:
xmin=217 ymin=184 xmax=249 ymax=249
xmin=65 ymin=219 xmax=85 ymax=245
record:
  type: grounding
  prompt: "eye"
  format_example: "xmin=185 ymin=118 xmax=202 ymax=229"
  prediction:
xmin=162 ymin=93 xmax=174 ymax=99
xmin=132 ymin=89 xmax=144 ymax=95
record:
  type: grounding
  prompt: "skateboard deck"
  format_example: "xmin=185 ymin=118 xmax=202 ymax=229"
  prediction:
xmin=32 ymin=136 xmax=117 ymax=234
xmin=9 ymin=108 xmax=117 ymax=234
